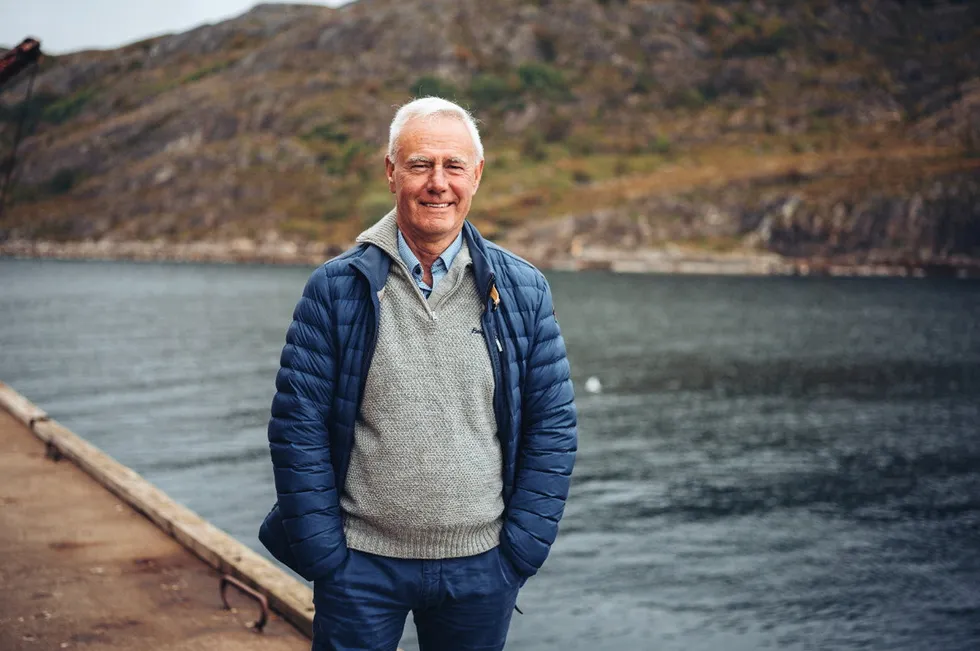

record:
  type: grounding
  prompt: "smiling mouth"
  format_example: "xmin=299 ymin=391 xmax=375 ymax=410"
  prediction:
xmin=420 ymin=201 xmax=453 ymax=208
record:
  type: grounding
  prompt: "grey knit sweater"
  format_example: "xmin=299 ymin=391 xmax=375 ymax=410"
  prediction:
xmin=340 ymin=213 xmax=504 ymax=559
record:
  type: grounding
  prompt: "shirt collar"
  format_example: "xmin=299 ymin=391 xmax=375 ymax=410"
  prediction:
xmin=396 ymin=229 xmax=464 ymax=275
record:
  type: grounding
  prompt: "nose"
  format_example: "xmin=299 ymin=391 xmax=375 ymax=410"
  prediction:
xmin=426 ymin=165 xmax=449 ymax=193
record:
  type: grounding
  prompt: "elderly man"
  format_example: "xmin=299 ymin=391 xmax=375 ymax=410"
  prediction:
xmin=260 ymin=97 xmax=577 ymax=651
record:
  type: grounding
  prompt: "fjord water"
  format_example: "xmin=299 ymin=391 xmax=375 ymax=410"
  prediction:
xmin=2 ymin=258 xmax=978 ymax=651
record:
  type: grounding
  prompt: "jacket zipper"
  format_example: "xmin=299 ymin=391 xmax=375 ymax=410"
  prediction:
xmin=342 ymin=266 xmax=381 ymax=494
xmin=356 ymin=289 xmax=381 ymax=414
xmin=482 ymin=276 xmax=512 ymax=504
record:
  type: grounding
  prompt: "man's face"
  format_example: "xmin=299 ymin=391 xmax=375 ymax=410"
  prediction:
xmin=386 ymin=115 xmax=484 ymax=242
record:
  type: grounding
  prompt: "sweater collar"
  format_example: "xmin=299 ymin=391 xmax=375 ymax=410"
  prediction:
xmin=354 ymin=209 xmax=496 ymax=303
xmin=356 ymin=209 xmax=400 ymax=260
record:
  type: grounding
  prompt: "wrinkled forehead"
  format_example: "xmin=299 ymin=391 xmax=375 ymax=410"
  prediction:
xmin=394 ymin=115 xmax=479 ymax=162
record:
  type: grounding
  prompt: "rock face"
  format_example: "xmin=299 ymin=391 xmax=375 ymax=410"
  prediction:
xmin=758 ymin=173 xmax=980 ymax=267
xmin=502 ymin=168 xmax=980 ymax=274
xmin=0 ymin=0 xmax=978 ymax=272
xmin=914 ymin=78 xmax=980 ymax=153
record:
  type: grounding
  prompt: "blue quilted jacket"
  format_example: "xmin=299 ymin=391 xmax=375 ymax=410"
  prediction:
xmin=260 ymin=221 xmax=577 ymax=583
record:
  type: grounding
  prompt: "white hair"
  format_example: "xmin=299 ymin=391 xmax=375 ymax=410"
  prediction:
xmin=387 ymin=97 xmax=484 ymax=161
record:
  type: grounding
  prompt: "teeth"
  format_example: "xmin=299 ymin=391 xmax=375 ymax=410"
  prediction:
xmin=423 ymin=203 xmax=450 ymax=208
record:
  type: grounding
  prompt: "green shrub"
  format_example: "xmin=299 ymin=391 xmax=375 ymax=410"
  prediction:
xmin=698 ymin=81 xmax=721 ymax=103
xmin=180 ymin=60 xmax=231 ymax=84
xmin=542 ymin=111 xmax=573 ymax=143
xmin=791 ymin=140 xmax=813 ymax=154
xmin=571 ymin=169 xmax=592 ymax=185
xmin=666 ymin=87 xmax=706 ymax=110
xmin=807 ymin=116 xmax=833 ymax=133
xmin=732 ymin=9 xmax=759 ymax=30
xmin=40 ymin=88 xmax=96 ymax=124
xmin=631 ymin=73 xmax=659 ymax=95
xmin=8 ymin=167 xmax=81 ymax=203
xmin=651 ymin=134 xmax=672 ymax=155
xmin=566 ymin=131 xmax=596 ymax=156
xmin=323 ymin=140 xmax=373 ymax=177
xmin=409 ymin=75 xmax=458 ymax=99
xmin=47 ymin=168 xmax=79 ymax=194
xmin=695 ymin=8 xmax=722 ymax=36
xmin=521 ymin=131 xmax=548 ymax=161
xmin=305 ymin=122 xmax=349 ymax=143
xmin=468 ymin=74 xmax=515 ymax=108
xmin=517 ymin=63 xmax=569 ymax=98
xmin=0 ymin=92 xmax=58 ymax=125
xmin=724 ymin=23 xmax=796 ymax=58
xmin=533 ymin=28 xmax=558 ymax=63
xmin=963 ymin=119 xmax=980 ymax=158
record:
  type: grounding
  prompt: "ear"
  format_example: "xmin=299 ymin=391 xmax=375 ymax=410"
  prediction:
xmin=385 ymin=155 xmax=395 ymax=193
xmin=473 ymin=158 xmax=485 ymax=193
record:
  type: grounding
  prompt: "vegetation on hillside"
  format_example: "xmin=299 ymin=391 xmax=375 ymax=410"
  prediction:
xmin=0 ymin=0 xmax=977 ymax=269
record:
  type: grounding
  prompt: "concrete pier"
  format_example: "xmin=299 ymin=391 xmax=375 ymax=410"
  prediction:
xmin=0 ymin=384 xmax=312 ymax=650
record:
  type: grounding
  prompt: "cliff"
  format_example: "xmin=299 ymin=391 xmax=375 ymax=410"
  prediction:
xmin=1 ymin=0 xmax=978 ymax=273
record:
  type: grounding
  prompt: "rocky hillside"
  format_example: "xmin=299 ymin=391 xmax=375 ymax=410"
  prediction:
xmin=1 ymin=0 xmax=978 ymax=273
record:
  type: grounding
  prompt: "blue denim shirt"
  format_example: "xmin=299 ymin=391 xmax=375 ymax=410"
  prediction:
xmin=396 ymin=229 xmax=463 ymax=299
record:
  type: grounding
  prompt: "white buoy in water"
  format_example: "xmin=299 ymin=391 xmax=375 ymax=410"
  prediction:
xmin=584 ymin=376 xmax=602 ymax=394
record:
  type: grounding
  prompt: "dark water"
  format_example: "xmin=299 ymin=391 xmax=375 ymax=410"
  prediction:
xmin=2 ymin=258 xmax=979 ymax=650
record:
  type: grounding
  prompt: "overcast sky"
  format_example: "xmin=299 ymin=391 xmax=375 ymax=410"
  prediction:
xmin=1 ymin=0 xmax=351 ymax=55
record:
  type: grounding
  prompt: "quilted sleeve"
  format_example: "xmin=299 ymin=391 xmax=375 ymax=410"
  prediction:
xmin=267 ymin=265 xmax=348 ymax=581
xmin=501 ymin=278 xmax=578 ymax=579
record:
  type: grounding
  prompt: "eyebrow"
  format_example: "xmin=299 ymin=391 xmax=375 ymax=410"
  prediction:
xmin=404 ymin=155 xmax=470 ymax=166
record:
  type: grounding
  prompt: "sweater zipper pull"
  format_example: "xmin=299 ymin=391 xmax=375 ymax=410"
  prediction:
xmin=495 ymin=337 xmax=503 ymax=352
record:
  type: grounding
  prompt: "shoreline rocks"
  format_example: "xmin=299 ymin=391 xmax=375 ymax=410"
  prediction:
xmin=2 ymin=237 xmax=976 ymax=279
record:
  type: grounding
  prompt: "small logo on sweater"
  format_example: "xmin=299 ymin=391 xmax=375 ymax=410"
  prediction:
xmin=471 ymin=327 xmax=484 ymax=335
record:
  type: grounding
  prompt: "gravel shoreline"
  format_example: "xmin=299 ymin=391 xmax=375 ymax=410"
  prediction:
xmin=2 ymin=239 xmax=977 ymax=279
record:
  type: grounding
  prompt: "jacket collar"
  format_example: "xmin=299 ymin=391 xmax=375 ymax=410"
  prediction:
xmin=462 ymin=220 xmax=497 ymax=304
xmin=348 ymin=243 xmax=391 ymax=295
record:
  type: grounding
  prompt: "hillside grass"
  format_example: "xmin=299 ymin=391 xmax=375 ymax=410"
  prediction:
xmin=2 ymin=0 xmax=976 ymax=248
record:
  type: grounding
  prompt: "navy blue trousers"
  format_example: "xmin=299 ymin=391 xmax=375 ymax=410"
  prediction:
xmin=312 ymin=546 xmax=522 ymax=651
